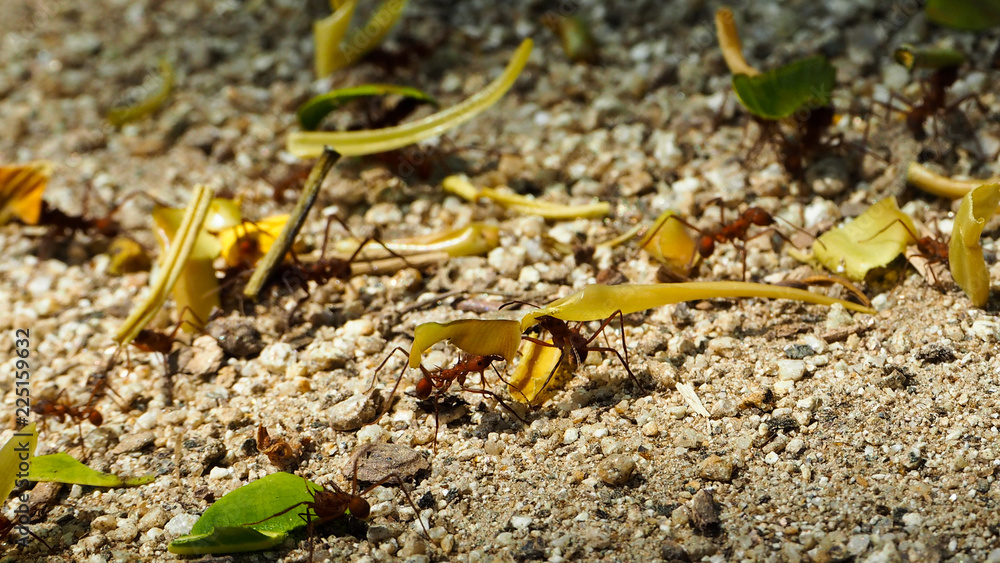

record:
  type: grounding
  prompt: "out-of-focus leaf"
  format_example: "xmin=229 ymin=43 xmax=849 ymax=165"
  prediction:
xmin=27 ymin=453 xmax=154 ymax=487
xmin=443 ymin=175 xmax=609 ymax=220
xmin=813 ymin=197 xmax=917 ymax=281
xmin=893 ymin=44 xmax=966 ymax=71
xmin=950 ymin=184 xmax=1000 ymax=307
xmin=107 ymin=59 xmax=175 ymax=126
xmin=153 ymin=203 xmax=222 ymax=329
xmin=298 ymin=84 xmax=437 ymax=131
xmin=0 ymin=162 xmax=51 ymax=226
xmin=1 ymin=424 xmax=37 ymax=502
xmin=732 ymin=56 xmax=835 ymax=120
xmin=926 ymin=0 xmax=1000 ymax=31
xmin=218 ymin=215 xmax=289 ymax=268
xmin=640 ymin=210 xmax=697 ymax=272
xmin=107 ymin=237 xmax=152 ymax=275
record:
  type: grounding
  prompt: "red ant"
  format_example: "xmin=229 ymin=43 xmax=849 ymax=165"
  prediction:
xmin=500 ymin=304 xmax=641 ymax=401
xmin=247 ymin=456 xmax=426 ymax=563
xmin=645 ymin=202 xmax=815 ymax=280
xmin=33 ymin=188 xmax=168 ymax=240
xmin=31 ymin=388 xmax=103 ymax=456
xmin=373 ymin=348 xmax=524 ymax=448
xmin=861 ymin=217 xmax=950 ymax=288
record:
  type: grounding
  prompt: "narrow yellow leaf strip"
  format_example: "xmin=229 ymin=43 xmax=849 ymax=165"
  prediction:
xmin=519 ymin=281 xmax=874 ymax=332
xmin=409 ymin=319 xmax=522 ymax=368
xmin=107 ymin=59 xmax=175 ymax=127
xmin=115 ymin=185 xmax=214 ymax=345
xmin=0 ymin=161 xmax=51 ymax=226
xmin=813 ymin=197 xmax=917 ymax=281
xmin=715 ymin=8 xmax=759 ymax=76
xmin=153 ymin=203 xmax=222 ymax=329
xmin=443 ymin=175 xmax=609 ymax=220
xmin=332 ymin=223 xmax=499 ymax=260
xmin=289 ymin=39 xmax=533 ymax=157
xmin=313 ymin=0 xmax=358 ymax=77
xmin=906 ymin=162 xmax=1000 ymax=200
xmin=950 ymin=184 xmax=1000 ymax=307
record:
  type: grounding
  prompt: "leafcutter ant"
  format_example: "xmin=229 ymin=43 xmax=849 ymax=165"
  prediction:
xmin=246 ymin=456 xmax=425 ymax=563
xmin=861 ymin=217 xmax=950 ymax=289
xmin=32 ymin=388 xmax=103 ymax=456
xmin=254 ymin=424 xmax=304 ymax=471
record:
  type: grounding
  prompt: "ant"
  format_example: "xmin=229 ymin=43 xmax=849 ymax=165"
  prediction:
xmin=861 ymin=218 xmax=950 ymax=288
xmin=34 ymin=188 xmax=167 ymax=240
xmin=645 ymin=202 xmax=815 ymax=280
xmin=500 ymin=304 xmax=641 ymax=402
xmin=247 ymin=456 xmax=425 ymax=563
xmin=373 ymin=348 xmax=524 ymax=448
xmin=1 ymin=512 xmax=53 ymax=552
xmin=31 ymin=388 xmax=103 ymax=456
xmin=254 ymin=424 xmax=304 ymax=471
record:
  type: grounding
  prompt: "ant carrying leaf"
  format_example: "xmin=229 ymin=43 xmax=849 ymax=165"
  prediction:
xmin=950 ymin=183 xmax=1000 ymax=307
xmin=811 ymin=197 xmax=919 ymax=282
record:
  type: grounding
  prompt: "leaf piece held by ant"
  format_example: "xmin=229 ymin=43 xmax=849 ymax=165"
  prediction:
xmin=906 ymin=162 xmax=1000 ymax=201
xmin=1 ymin=423 xmax=37 ymax=502
xmin=314 ymin=0 xmax=409 ymax=77
xmin=893 ymin=44 xmax=966 ymax=71
xmin=731 ymin=55 xmax=836 ymax=120
xmin=203 ymin=198 xmax=244 ymax=234
xmin=640 ymin=210 xmax=698 ymax=272
xmin=115 ymin=184 xmax=214 ymax=345
xmin=333 ymin=223 xmax=500 ymax=260
xmin=519 ymin=281 xmax=875 ymax=332
xmin=925 ymin=0 xmax=1000 ymax=31
xmin=152 ymin=200 xmax=222 ymax=331
xmin=0 ymin=161 xmax=51 ymax=226
xmin=443 ymin=175 xmax=610 ymax=220
xmin=168 ymin=472 xmax=321 ymax=555
xmin=107 ymin=59 xmax=174 ymax=127
xmin=298 ymin=84 xmax=437 ymax=131
xmin=409 ymin=319 xmax=521 ymax=368
xmin=343 ymin=443 xmax=429 ymax=484
xmin=218 ymin=214 xmax=289 ymax=268
xmin=543 ymin=14 xmax=599 ymax=64
xmin=107 ymin=237 xmax=152 ymax=275
xmin=950 ymin=183 xmax=1000 ymax=307
xmin=27 ymin=452 xmax=154 ymax=487
xmin=290 ymin=39 xmax=533 ymax=157
xmin=812 ymin=197 xmax=917 ymax=282
xmin=508 ymin=338 xmax=577 ymax=406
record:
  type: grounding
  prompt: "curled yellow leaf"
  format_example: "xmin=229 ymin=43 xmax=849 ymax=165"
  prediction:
xmin=218 ymin=215 xmax=289 ymax=268
xmin=507 ymin=338 xmax=575 ymax=406
xmin=443 ymin=175 xmax=609 ymax=220
xmin=409 ymin=319 xmax=521 ymax=369
xmin=715 ymin=8 xmax=759 ymax=77
xmin=332 ymin=223 xmax=499 ymax=260
xmin=639 ymin=210 xmax=698 ymax=271
xmin=0 ymin=161 xmax=51 ymax=226
xmin=906 ymin=162 xmax=1000 ymax=201
xmin=950 ymin=183 xmax=1000 ymax=307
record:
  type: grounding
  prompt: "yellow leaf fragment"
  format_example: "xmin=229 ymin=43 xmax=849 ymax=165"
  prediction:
xmin=443 ymin=175 xmax=610 ymax=220
xmin=409 ymin=319 xmax=521 ymax=368
xmin=715 ymin=8 xmax=759 ymax=77
xmin=289 ymin=39 xmax=533 ymax=157
xmin=313 ymin=0 xmax=357 ymax=77
xmin=639 ymin=210 xmax=698 ymax=271
xmin=107 ymin=237 xmax=152 ymax=275
xmin=218 ymin=215 xmax=289 ymax=268
xmin=115 ymin=185 xmax=214 ymax=345
xmin=813 ymin=197 xmax=917 ymax=281
xmin=906 ymin=162 xmax=1000 ymax=200
xmin=332 ymin=223 xmax=499 ymax=260
xmin=507 ymin=338 xmax=575 ymax=406
xmin=152 ymin=203 xmax=223 ymax=330
xmin=520 ymin=281 xmax=874 ymax=332
xmin=204 ymin=198 xmax=244 ymax=234
xmin=950 ymin=183 xmax=1000 ymax=307
xmin=107 ymin=59 xmax=175 ymax=127
xmin=1 ymin=423 xmax=37 ymax=503
xmin=0 ymin=161 xmax=51 ymax=226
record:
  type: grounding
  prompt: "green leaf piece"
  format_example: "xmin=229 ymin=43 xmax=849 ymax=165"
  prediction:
xmin=167 ymin=526 xmax=288 ymax=555
xmin=298 ymin=84 xmax=438 ymax=131
xmin=732 ymin=55 xmax=836 ymax=120
xmin=893 ymin=44 xmax=966 ymax=71
xmin=27 ymin=453 xmax=154 ymax=487
xmin=1 ymin=423 xmax=37 ymax=502
xmin=950 ymin=184 xmax=1000 ymax=307
xmin=813 ymin=197 xmax=917 ymax=282
xmin=926 ymin=0 xmax=1000 ymax=31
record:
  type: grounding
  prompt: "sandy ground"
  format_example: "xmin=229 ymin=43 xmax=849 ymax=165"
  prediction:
xmin=2 ymin=0 xmax=1000 ymax=561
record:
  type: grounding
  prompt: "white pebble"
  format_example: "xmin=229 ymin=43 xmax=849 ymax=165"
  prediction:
xmin=164 ymin=514 xmax=199 ymax=536
xmin=258 ymin=342 xmax=295 ymax=371
xmin=777 ymin=360 xmax=806 ymax=381
xmin=510 ymin=516 xmax=532 ymax=530
xmin=763 ymin=451 xmax=780 ymax=465
xmin=208 ymin=467 xmax=232 ymax=479
xmin=563 ymin=427 xmax=580 ymax=444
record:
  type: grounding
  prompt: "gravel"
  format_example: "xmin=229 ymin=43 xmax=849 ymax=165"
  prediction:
xmin=3 ymin=0 xmax=1000 ymax=561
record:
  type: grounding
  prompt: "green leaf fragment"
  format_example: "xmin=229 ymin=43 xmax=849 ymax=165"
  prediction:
xmin=732 ymin=55 xmax=836 ymax=120
xmin=27 ymin=453 xmax=154 ymax=487
xmin=813 ymin=197 xmax=917 ymax=282
xmin=297 ymin=84 xmax=438 ymax=131
xmin=950 ymin=184 xmax=1000 ymax=307
xmin=168 ymin=526 xmax=288 ymax=555
xmin=893 ymin=44 xmax=966 ymax=71
xmin=926 ymin=0 xmax=1000 ymax=31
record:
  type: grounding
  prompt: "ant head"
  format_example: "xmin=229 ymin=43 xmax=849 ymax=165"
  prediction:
xmin=415 ymin=377 xmax=433 ymax=399
xmin=348 ymin=496 xmax=371 ymax=520
xmin=745 ymin=207 xmax=775 ymax=227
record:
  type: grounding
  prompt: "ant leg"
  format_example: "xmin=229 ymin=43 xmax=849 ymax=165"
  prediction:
xmin=583 ymin=310 xmax=641 ymax=389
xmin=461 ymin=386 xmax=527 ymax=425
xmin=368 ymin=347 xmax=411 ymax=424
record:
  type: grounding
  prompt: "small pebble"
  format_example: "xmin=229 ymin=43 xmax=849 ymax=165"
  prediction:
xmin=328 ymin=389 xmax=384 ymax=431
xmin=258 ymin=342 xmax=295 ymax=372
xmin=697 ymin=455 xmax=734 ymax=482
xmin=689 ymin=489 xmax=721 ymax=535
xmin=597 ymin=454 xmax=636 ymax=486
xmin=777 ymin=360 xmax=807 ymax=381
xmin=763 ymin=451 xmax=780 ymax=464
xmin=345 ymin=443 xmax=429 ymax=483
xmin=510 ymin=515 xmax=533 ymax=530
xmin=563 ymin=427 xmax=580 ymax=444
